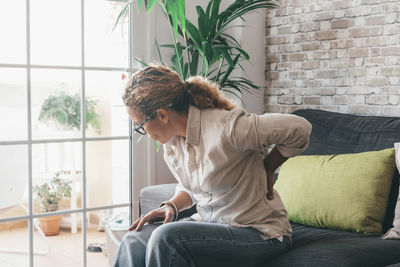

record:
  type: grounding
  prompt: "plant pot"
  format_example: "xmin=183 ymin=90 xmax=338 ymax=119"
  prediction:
xmin=39 ymin=215 xmax=62 ymax=236
xmin=42 ymin=203 xmax=58 ymax=212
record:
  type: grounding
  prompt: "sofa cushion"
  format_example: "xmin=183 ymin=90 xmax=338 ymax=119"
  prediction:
xmin=292 ymin=109 xmax=400 ymax=233
xmin=275 ymin=148 xmax=396 ymax=234
xmin=268 ymin=223 xmax=400 ymax=267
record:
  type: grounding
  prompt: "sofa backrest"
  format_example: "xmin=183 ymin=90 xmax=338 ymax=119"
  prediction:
xmin=292 ymin=109 xmax=400 ymax=155
xmin=292 ymin=109 xmax=400 ymax=232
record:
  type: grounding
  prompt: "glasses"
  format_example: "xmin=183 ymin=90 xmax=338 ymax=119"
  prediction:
xmin=132 ymin=111 xmax=156 ymax=135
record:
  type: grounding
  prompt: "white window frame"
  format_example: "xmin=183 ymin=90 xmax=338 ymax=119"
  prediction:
xmin=0 ymin=1 xmax=139 ymax=266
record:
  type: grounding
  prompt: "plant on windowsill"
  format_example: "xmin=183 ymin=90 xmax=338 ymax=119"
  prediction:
xmin=38 ymin=90 xmax=101 ymax=134
xmin=33 ymin=171 xmax=72 ymax=236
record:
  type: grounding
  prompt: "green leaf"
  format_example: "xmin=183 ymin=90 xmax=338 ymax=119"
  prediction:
xmin=189 ymin=50 xmax=199 ymax=76
xmin=156 ymin=141 xmax=161 ymax=152
xmin=112 ymin=0 xmax=132 ymax=32
xmin=137 ymin=0 xmax=144 ymax=12
xmin=196 ymin=6 xmax=207 ymax=41
xmin=146 ymin=0 xmax=158 ymax=13
xmin=176 ymin=0 xmax=186 ymax=37
xmin=185 ymin=20 xmax=202 ymax=49
xmin=134 ymin=57 xmax=149 ymax=67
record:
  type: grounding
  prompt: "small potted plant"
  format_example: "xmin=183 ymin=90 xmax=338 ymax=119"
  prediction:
xmin=33 ymin=171 xmax=72 ymax=236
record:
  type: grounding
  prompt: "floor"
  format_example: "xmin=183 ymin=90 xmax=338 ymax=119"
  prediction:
xmin=0 ymin=227 xmax=112 ymax=267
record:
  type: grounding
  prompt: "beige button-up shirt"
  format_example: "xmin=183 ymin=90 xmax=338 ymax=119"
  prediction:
xmin=163 ymin=105 xmax=312 ymax=239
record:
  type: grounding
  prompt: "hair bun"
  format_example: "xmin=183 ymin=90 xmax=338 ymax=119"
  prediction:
xmin=182 ymin=81 xmax=190 ymax=94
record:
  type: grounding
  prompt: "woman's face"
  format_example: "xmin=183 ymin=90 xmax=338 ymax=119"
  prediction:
xmin=126 ymin=106 xmax=174 ymax=144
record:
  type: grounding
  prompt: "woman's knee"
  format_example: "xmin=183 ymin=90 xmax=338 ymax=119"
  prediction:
xmin=148 ymin=222 xmax=181 ymax=248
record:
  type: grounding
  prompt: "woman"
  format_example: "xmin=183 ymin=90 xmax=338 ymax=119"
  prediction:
xmin=115 ymin=65 xmax=312 ymax=267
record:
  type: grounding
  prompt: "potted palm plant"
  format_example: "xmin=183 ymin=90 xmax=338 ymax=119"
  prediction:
xmin=33 ymin=172 xmax=72 ymax=236
xmin=114 ymin=0 xmax=278 ymax=98
xmin=38 ymin=90 xmax=101 ymax=134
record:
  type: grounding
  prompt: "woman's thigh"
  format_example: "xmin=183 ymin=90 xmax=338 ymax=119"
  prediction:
xmin=147 ymin=221 xmax=291 ymax=267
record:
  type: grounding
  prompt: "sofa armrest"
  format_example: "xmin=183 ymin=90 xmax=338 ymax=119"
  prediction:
xmin=139 ymin=183 xmax=197 ymax=219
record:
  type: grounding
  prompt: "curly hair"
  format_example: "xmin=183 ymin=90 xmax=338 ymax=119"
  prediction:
xmin=122 ymin=65 xmax=235 ymax=116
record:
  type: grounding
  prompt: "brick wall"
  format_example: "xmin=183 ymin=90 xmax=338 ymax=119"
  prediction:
xmin=264 ymin=0 xmax=400 ymax=116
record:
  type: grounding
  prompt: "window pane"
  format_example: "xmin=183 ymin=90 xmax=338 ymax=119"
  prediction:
xmin=0 ymin=68 xmax=27 ymax=141
xmin=33 ymin=213 xmax=83 ymax=267
xmin=30 ymin=0 xmax=81 ymax=66
xmin=0 ymin=0 xmax=26 ymax=64
xmin=0 ymin=220 xmax=29 ymax=266
xmin=0 ymin=145 xmax=28 ymax=219
xmin=86 ymin=140 xmax=129 ymax=208
xmin=85 ymin=70 xmax=129 ymax=137
xmin=87 ymin=207 xmax=129 ymax=267
xmin=32 ymin=142 xmax=82 ymax=215
xmin=31 ymin=69 xmax=82 ymax=140
xmin=85 ymin=0 xmax=129 ymax=68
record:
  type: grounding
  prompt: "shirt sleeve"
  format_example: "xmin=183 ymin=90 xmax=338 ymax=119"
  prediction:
xmin=228 ymin=110 xmax=312 ymax=158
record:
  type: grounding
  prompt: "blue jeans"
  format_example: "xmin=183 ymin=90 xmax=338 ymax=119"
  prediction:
xmin=114 ymin=220 xmax=291 ymax=267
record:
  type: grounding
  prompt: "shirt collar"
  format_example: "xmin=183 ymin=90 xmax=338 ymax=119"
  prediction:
xmin=185 ymin=105 xmax=201 ymax=146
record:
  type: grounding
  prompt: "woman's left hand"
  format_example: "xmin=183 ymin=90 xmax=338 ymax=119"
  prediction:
xmin=128 ymin=205 xmax=175 ymax=232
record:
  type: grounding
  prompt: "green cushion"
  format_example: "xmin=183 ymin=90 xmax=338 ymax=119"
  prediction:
xmin=275 ymin=148 xmax=396 ymax=234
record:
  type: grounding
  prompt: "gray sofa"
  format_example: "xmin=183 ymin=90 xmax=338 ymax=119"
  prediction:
xmin=139 ymin=109 xmax=400 ymax=267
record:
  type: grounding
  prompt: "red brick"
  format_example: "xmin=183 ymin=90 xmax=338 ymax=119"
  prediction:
xmin=266 ymin=54 xmax=280 ymax=63
xmin=299 ymin=23 xmax=319 ymax=32
xmin=266 ymin=36 xmax=283 ymax=45
xmin=331 ymin=19 xmax=353 ymax=29
xmin=278 ymin=96 xmax=295 ymax=104
xmin=381 ymin=47 xmax=400 ymax=56
xmin=303 ymin=79 xmax=321 ymax=87
xmin=331 ymin=39 xmax=353 ymax=49
xmin=302 ymin=61 xmax=320 ymax=70
xmin=367 ymin=57 xmax=385 ymax=66
xmin=315 ymin=70 xmax=338 ymax=78
xmin=278 ymin=25 xmax=294 ymax=35
xmin=280 ymin=44 xmax=295 ymax=53
xmin=366 ymin=15 xmax=385 ymax=25
xmin=333 ymin=1 xmax=347 ymax=9
xmin=313 ymin=51 xmax=338 ymax=59
xmin=315 ymin=11 xmax=335 ymax=21
xmin=349 ymin=28 xmax=370 ymax=38
xmin=277 ymin=62 xmax=294 ymax=69
xmin=349 ymin=48 xmax=369 ymax=58
xmin=266 ymin=71 xmax=279 ymax=80
xmin=302 ymin=42 xmax=320 ymax=51
xmin=303 ymin=97 xmax=321 ymax=105
xmin=277 ymin=80 xmax=295 ymax=88
xmin=316 ymin=30 xmax=337 ymax=40
xmin=294 ymin=33 xmax=309 ymax=43
xmin=289 ymin=71 xmax=306 ymax=79
xmin=288 ymin=53 xmax=305 ymax=61
xmin=349 ymin=68 xmax=367 ymax=77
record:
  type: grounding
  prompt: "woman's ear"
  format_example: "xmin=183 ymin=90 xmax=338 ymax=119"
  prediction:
xmin=157 ymin=108 xmax=169 ymax=124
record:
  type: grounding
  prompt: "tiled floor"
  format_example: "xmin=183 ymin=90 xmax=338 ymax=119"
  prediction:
xmin=0 ymin=227 xmax=112 ymax=267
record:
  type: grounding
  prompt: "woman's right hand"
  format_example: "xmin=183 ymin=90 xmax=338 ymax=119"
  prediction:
xmin=128 ymin=205 xmax=176 ymax=232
